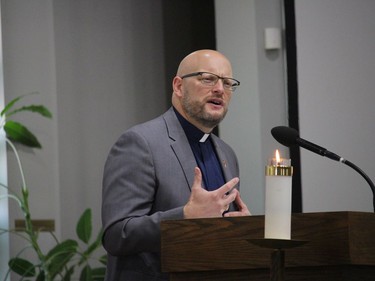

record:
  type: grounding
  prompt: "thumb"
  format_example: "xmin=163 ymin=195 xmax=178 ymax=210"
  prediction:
xmin=192 ymin=167 xmax=203 ymax=190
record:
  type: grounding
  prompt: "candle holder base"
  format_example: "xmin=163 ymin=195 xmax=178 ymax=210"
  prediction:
xmin=247 ymin=238 xmax=308 ymax=281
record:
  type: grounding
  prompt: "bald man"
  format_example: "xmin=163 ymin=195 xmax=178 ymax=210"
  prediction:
xmin=102 ymin=50 xmax=250 ymax=281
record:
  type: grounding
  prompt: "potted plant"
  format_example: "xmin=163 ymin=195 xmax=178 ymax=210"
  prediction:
xmin=0 ymin=93 xmax=106 ymax=280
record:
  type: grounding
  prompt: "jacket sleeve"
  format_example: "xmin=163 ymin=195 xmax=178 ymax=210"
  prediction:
xmin=101 ymin=130 xmax=184 ymax=256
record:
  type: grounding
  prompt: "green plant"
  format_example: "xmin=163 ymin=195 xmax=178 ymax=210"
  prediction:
xmin=0 ymin=93 xmax=106 ymax=280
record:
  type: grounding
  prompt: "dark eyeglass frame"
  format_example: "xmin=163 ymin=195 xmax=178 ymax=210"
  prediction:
xmin=180 ymin=71 xmax=240 ymax=92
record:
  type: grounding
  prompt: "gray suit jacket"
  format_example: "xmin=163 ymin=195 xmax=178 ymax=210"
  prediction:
xmin=102 ymin=107 xmax=239 ymax=280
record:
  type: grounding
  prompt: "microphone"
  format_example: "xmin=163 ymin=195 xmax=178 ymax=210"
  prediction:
xmin=271 ymin=126 xmax=342 ymax=161
xmin=271 ymin=126 xmax=375 ymax=212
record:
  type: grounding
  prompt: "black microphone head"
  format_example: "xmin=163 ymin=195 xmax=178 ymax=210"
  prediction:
xmin=271 ymin=126 xmax=299 ymax=147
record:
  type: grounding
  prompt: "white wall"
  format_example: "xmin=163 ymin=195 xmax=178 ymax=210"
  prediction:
xmin=1 ymin=0 xmax=61 ymax=269
xmin=52 ymin=0 xmax=167 ymax=240
xmin=295 ymin=0 xmax=375 ymax=212
xmin=1 ymin=0 xmax=168 ymax=268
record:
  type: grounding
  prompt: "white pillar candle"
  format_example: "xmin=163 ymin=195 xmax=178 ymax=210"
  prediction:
xmin=264 ymin=150 xmax=293 ymax=240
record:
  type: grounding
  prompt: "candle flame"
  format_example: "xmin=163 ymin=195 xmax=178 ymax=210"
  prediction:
xmin=275 ymin=149 xmax=281 ymax=164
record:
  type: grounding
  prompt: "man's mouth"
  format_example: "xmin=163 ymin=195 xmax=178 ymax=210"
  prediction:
xmin=208 ymin=99 xmax=223 ymax=106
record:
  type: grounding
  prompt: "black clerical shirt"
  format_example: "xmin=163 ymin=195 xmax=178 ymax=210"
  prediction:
xmin=174 ymin=108 xmax=225 ymax=191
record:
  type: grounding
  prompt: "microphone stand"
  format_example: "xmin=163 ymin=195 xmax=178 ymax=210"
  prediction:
xmin=340 ymin=159 xmax=375 ymax=212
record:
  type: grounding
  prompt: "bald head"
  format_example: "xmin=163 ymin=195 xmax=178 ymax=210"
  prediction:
xmin=172 ymin=49 xmax=235 ymax=133
xmin=176 ymin=50 xmax=233 ymax=78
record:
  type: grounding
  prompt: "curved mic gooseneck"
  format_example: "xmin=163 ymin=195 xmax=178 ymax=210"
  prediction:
xmin=271 ymin=126 xmax=375 ymax=212
xmin=341 ymin=159 xmax=375 ymax=212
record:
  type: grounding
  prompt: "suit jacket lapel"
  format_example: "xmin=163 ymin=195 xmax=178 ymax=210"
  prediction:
xmin=163 ymin=108 xmax=196 ymax=190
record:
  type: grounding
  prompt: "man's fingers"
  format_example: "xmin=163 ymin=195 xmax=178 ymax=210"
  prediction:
xmin=217 ymin=177 xmax=239 ymax=196
xmin=192 ymin=167 xmax=203 ymax=190
xmin=234 ymin=192 xmax=251 ymax=215
xmin=223 ymin=191 xmax=251 ymax=217
xmin=222 ymin=188 xmax=238 ymax=205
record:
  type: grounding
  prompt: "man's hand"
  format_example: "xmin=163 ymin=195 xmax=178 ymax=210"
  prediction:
xmin=223 ymin=188 xmax=251 ymax=217
xmin=183 ymin=167 xmax=250 ymax=218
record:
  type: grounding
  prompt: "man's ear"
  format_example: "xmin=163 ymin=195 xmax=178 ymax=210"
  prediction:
xmin=172 ymin=76 xmax=183 ymax=97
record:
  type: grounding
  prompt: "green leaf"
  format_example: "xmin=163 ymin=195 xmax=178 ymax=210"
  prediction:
xmin=79 ymin=265 xmax=92 ymax=281
xmin=8 ymin=257 xmax=36 ymax=277
xmin=76 ymin=209 xmax=92 ymax=244
xmin=1 ymin=95 xmax=24 ymax=116
xmin=91 ymin=267 xmax=106 ymax=281
xmin=0 ymin=92 xmax=39 ymax=116
xmin=47 ymin=239 xmax=78 ymax=257
xmin=4 ymin=120 xmax=41 ymax=148
xmin=99 ymin=254 xmax=107 ymax=266
xmin=7 ymin=105 xmax=52 ymax=119
xmin=48 ymin=250 xmax=75 ymax=279
xmin=82 ymin=229 xmax=103 ymax=258
xmin=46 ymin=239 xmax=78 ymax=278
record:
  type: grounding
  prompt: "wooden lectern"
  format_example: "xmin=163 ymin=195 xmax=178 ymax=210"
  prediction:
xmin=161 ymin=212 xmax=375 ymax=281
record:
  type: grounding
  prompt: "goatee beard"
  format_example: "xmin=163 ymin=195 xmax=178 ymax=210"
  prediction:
xmin=182 ymin=96 xmax=227 ymax=129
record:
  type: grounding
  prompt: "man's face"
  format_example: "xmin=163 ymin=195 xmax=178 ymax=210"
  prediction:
xmin=173 ymin=51 xmax=238 ymax=132
xmin=180 ymin=73 xmax=232 ymax=129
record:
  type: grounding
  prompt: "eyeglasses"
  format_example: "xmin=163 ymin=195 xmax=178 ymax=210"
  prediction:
xmin=180 ymin=72 xmax=240 ymax=92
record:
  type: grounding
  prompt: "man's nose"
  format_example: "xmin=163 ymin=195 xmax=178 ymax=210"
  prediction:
xmin=212 ymin=79 xmax=225 ymax=92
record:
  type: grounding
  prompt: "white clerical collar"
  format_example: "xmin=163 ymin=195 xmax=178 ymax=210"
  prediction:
xmin=199 ymin=133 xmax=210 ymax=143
